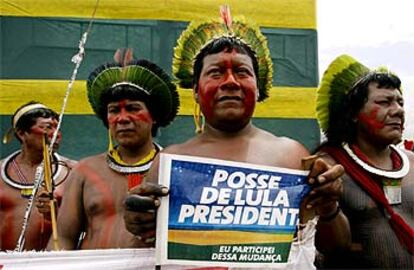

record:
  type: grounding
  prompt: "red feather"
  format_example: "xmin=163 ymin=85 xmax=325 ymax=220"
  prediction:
xmin=113 ymin=48 xmax=134 ymax=66
xmin=220 ymin=5 xmax=232 ymax=32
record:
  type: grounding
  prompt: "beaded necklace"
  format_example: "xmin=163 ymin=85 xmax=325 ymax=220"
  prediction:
xmin=11 ymin=158 xmax=29 ymax=184
xmin=106 ymin=143 xmax=161 ymax=174
xmin=106 ymin=143 xmax=162 ymax=190
xmin=1 ymin=150 xmax=64 ymax=198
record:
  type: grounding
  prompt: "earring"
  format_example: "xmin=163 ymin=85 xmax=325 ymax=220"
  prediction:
xmin=193 ymin=102 xmax=204 ymax=134
xmin=108 ymin=128 xmax=114 ymax=152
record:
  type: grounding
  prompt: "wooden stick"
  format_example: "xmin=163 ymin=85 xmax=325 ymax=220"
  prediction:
xmin=42 ymin=135 xmax=60 ymax=250
xmin=301 ymin=153 xmax=328 ymax=170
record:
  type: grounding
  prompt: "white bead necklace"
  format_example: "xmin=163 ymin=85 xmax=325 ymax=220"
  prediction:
xmin=342 ymin=143 xmax=409 ymax=179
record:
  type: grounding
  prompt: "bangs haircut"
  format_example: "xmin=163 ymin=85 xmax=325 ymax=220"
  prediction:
xmin=13 ymin=101 xmax=59 ymax=142
xmin=100 ymin=85 xmax=160 ymax=136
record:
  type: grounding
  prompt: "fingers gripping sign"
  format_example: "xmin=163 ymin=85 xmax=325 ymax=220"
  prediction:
xmin=301 ymin=156 xmax=344 ymax=221
xmin=124 ymin=182 xmax=169 ymax=241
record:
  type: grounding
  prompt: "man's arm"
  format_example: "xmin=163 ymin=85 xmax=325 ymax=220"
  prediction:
xmin=48 ymin=164 xmax=85 ymax=250
xmin=306 ymin=156 xmax=351 ymax=252
xmin=280 ymin=140 xmax=351 ymax=251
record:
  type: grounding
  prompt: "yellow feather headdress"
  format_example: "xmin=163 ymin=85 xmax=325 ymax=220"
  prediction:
xmin=316 ymin=55 xmax=369 ymax=133
xmin=316 ymin=54 xmax=398 ymax=133
xmin=172 ymin=5 xmax=273 ymax=102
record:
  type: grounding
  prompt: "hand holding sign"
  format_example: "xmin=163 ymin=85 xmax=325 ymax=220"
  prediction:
xmin=124 ymin=182 xmax=168 ymax=241
xmin=301 ymin=156 xmax=344 ymax=222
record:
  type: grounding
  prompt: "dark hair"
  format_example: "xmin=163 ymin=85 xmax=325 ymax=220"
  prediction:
xmin=90 ymin=59 xmax=179 ymax=137
xmin=13 ymin=101 xmax=59 ymax=142
xmin=193 ymin=36 xmax=259 ymax=91
xmin=326 ymin=71 xmax=402 ymax=146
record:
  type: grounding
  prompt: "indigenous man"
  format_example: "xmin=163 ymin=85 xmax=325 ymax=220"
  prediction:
xmin=124 ymin=7 xmax=349 ymax=268
xmin=54 ymin=49 xmax=179 ymax=249
xmin=315 ymin=55 xmax=413 ymax=268
xmin=0 ymin=101 xmax=74 ymax=251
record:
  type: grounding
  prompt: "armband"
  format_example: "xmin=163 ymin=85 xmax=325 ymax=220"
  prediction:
xmin=319 ymin=206 xmax=341 ymax=222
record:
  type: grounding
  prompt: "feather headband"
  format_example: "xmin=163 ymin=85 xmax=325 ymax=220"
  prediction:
xmin=86 ymin=49 xmax=179 ymax=128
xmin=316 ymin=54 xmax=398 ymax=133
xmin=173 ymin=5 xmax=273 ymax=102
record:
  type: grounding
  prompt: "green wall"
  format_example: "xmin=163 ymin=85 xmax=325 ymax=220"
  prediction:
xmin=1 ymin=16 xmax=318 ymax=86
xmin=0 ymin=115 xmax=320 ymax=160
xmin=1 ymin=16 xmax=320 ymax=160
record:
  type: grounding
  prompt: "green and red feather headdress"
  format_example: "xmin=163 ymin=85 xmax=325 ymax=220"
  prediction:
xmin=87 ymin=49 xmax=179 ymax=128
xmin=172 ymin=5 xmax=273 ymax=102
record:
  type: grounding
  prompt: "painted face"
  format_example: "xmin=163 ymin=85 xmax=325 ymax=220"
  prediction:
xmin=357 ymin=83 xmax=404 ymax=144
xmin=21 ymin=117 xmax=61 ymax=150
xmin=196 ymin=49 xmax=258 ymax=130
xmin=107 ymin=99 xmax=153 ymax=147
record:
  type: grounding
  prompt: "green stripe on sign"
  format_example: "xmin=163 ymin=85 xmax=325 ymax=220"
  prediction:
xmin=1 ymin=16 xmax=318 ymax=86
xmin=168 ymin=242 xmax=291 ymax=263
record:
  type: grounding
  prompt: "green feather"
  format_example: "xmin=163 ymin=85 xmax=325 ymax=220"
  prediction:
xmin=173 ymin=16 xmax=272 ymax=101
xmin=316 ymin=55 xmax=370 ymax=133
xmin=87 ymin=61 xmax=179 ymax=127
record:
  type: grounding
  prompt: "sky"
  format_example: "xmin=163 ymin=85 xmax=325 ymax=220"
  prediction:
xmin=317 ymin=0 xmax=414 ymax=139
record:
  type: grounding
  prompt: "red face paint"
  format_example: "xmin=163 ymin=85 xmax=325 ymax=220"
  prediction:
xmin=197 ymin=50 xmax=257 ymax=121
xmin=198 ymin=85 xmax=216 ymax=120
xmin=54 ymin=131 xmax=62 ymax=142
xmin=30 ymin=126 xmax=47 ymax=135
xmin=107 ymin=100 xmax=153 ymax=126
xmin=358 ymin=106 xmax=385 ymax=132
xmin=29 ymin=119 xmax=59 ymax=142
xmin=242 ymin=87 xmax=256 ymax=118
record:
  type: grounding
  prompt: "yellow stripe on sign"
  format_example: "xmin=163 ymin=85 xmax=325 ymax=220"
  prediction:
xmin=169 ymin=230 xmax=293 ymax=245
xmin=1 ymin=0 xmax=316 ymax=29
xmin=0 ymin=80 xmax=317 ymax=118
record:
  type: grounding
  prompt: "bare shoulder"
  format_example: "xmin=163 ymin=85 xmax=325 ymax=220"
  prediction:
xmin=56 ymin=153 xmax=77 ymax=168
xmin=162 ymin=137 xmax=201 ymax=156
xmin=145 ymin=137 xmax=203 ymax=184
xmin=257 ymin=129 xmax=309 ymax=155
xmin=76 ymin=153 xmax=106 ymax=167
xmin=66 ymin=153 xmax=106 ymax=183
xmin=253 ymin=129 xmax=310 ymax=169
xmin=0 ymin=151 xmax=14 ymax=165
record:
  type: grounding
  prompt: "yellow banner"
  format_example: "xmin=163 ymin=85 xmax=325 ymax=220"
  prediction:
xmin=0 ymin=80 xmax=316 ymax=118
xmin=1 ymin=0 xmax=316 ymax=29
xmin=169 ymin=230 xmax=293 ymax=245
